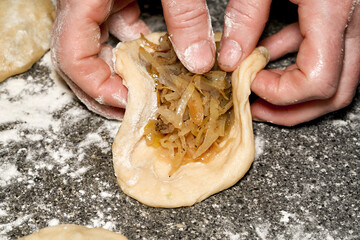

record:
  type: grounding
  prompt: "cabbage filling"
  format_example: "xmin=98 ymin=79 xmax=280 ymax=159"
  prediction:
xmin=140 ymin=33 xmax=234 ymax=175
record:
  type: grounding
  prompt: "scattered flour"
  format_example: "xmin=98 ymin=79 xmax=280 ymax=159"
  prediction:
xmin=1 ymin=51 xmax=122 ymax=240
xmin=1 ymin=78 xmax=26 ymax=97
xmin=224 ymin=230 xmax=240 ymax=240
xmin=63 ymin=107 xmax=91 ymax=123
xmin=255 ymin=222 xmax=270 ymax=240
xmin=254 ymin=136 xmax=265 ymax=160
xmin=0 ymin=215 xmax=32 ymax=239
xmin=49 ymin=146 xmax=75 ymax=164
xmin=0 ymin=129 xmax=20 ymax=143
xmin=0 ymin=53 xmax=74 ymax=131
xmin=48 ymin=218 xmax=60 ymax=226
xmin=0 ymin=209 xmax=7 ymax=218
xmin=0 ymin=163 xmax=20 ymax=187
xmin=347 ymin=112 xmax=360 ymax=121
xmin=331 ymin=120 xmax=348 ymax=127
xmin=100 ymin=191 xmax=113 ymax=198
xmin=88 ymin=211 xmax=116 ymax=232
xmin=280 ymin=211 xmax=295 ymax=224
xmin=79 ymin=133 xmax=108 ymax=152
xmin=69 ymin=166 xmax=91 ymax=178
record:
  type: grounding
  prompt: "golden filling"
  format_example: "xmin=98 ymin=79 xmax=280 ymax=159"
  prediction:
xmin=140 ymin=33 xmax=234 ymax=175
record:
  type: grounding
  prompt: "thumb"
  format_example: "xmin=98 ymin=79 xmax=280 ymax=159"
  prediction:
xmin=162 ymin=0 xmax=215 ymax=74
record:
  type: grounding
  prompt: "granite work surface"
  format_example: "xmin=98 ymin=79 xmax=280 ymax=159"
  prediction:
xmin=1 ymin=1 xmax=359 ymax=239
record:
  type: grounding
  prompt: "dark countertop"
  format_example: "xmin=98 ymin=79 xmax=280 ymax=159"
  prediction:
xmin=1 ymin=1 xmax=359 ymax=239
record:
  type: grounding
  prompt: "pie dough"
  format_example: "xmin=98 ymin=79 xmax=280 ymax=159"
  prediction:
xmin=0 ymin=0 xmax=55 ymax=82
xmin=112 ymin=33 xmax=270 ymax=208
xmin=18 ymin=224 xmax=127 ymax=240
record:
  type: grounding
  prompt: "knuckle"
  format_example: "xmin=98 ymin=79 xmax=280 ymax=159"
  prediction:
xmin=315 ymin=78 xmax=338 ymax=100
xmin=225 ymin=0 xmax=260 ymax=26
xmin=331 ymin=92 xmax=356 ymax=110
xmin=87 ymin=0 xmax=111 ymax=9
xmin=170 ymin=6 xmax=209 ymax=29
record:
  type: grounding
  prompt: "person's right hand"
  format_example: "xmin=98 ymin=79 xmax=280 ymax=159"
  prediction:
xmin=162 ymin=0 xmax=360 ymax=126
xmin=51 ymin=0 xmax=150 ymax=119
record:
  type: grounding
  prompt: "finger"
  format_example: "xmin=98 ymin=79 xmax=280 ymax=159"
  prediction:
xmin=251 ymin=98 xmax=332 ymax=126
xmin=162 ymin=0 xmax=215 ymax=74
xmin=218 ymin=0 xmax=271 ymax=71
xmin=108 ymin=1 xmax=150 ymax=41
xmin=52 ymin=0 xmax=127 ymax=109
xmin=99 ymin=44 xmax=115 ymax=73
xmin=59 ymin=70 xmax=125 ymax=120
xmin=251 ymin=62 xmax=359 ymax=126
xmin=251 ymin=0 xmax=353 ymax=106
xmin=335 ymin=0 xmax=360 ymax=104
xmin=259 ymin=22 xmax=303 ymax=61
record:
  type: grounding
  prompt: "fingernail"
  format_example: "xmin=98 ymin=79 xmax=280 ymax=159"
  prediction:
xmin=218 ymin=39 xmax=242 ymax=71
xmin=182 ymin=40 xmax=215 ymax=74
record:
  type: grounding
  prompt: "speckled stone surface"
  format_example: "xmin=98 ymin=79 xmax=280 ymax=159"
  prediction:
xmin=1 ymin=1 xmax=359 ymax=239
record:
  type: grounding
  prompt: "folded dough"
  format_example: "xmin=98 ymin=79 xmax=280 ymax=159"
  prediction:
xmin=113 ymin=33 xmax=269 ymax=208
xmin=0 ymin=0 xmax=55 ymax=82
xmin=18 ymin=224 xmax=127 ymax=240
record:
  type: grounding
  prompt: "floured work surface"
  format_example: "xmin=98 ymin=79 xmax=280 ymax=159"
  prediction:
xmin=1 ymin=0 xmax=360 ymax=239
xmin=0 ymin=0 xmax=55 ymax=82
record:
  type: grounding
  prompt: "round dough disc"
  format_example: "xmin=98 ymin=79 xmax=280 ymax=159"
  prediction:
xmin=0 ymin=0 xmax=55 ymax=82
xmin=18 ymin=224 xmax=128 ymax=240
xmin=113 ymin=33 xmax=270 ymax=208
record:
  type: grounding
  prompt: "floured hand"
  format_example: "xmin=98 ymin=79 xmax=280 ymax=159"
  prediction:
xmin=250 ymin=0 xmax=360 ymax=126
xmin=51 ymin=0 xmax=150 ymax=120
xmin=164 ymin=0 xmax=360 ymax=126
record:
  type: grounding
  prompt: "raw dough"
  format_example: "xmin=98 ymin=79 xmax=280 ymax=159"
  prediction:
xmin=112 ymin=33 xmax=269 ymax=208
xmin=18 ymin=224 xmax=128 ymax=240
xmin=0 ymin=0 xmax=55 ymax=82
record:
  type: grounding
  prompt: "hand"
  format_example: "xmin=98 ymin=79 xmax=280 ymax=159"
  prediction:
xmin=161 ymin=0 xmax=217 ymax=74
xmin=164 ymin=0 xmax=360 ymax=126
xmin=51 ymin=0 xmax=150 ymax=119
xmin=161 ymin=0 xmax=271 ymax=73
xmin=250 ymin=0 xmax=360 ymax=126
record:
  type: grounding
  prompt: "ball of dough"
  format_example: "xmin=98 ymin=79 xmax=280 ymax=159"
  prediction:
xmin=0 ymin=0 xmax=55 ymax=82
xmin=18 ymin=224 xmax=128 ymax=240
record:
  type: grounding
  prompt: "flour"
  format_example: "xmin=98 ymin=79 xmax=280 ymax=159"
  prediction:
xmin=254 ymin=222 xmax=270 ymax=240
xmin=88 ymin=211 xmax=116 ymax=231
xmin=69 ymin=166 xmax=91 ymax=178
xmin=0 ymin=163 xmax=20 ymax=187
xmin=100 ymin=191 xmax=113 ymax=198
xmin=0 ymin=215 xmax=32 ymax=239
xmin=0 ymin=208 xmax=8 ymax=218
xmin=48 ymin=218 xmax=60 ymax=226
xmin=223 ymin=230 xmax=240 ymax=240
xmin=0 ymin=129 xmax=20 ymax=143
xmin=79 ymin=133 xmax=108 ymax=153
xmin=332 ymin=119 xmax=348 ymax=127
xmin=254 ymin=136 xmax=265 ymax=160
xmin=280 ymin=211 xmax=295 ymax=223
xmin=0 ymin=51 xmax=121 ymax=234
xmin=0 ymin=55 xmax=73 ymax=131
